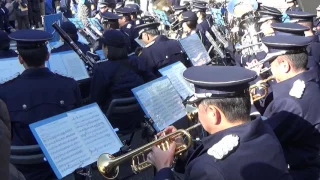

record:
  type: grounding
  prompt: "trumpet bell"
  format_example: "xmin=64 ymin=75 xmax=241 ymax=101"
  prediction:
xmin=97 ymin=153 xmax=119 ymax=179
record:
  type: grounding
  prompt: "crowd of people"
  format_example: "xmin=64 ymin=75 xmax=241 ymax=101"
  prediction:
xmin=0 ymin=0 xmax=320 ymax=179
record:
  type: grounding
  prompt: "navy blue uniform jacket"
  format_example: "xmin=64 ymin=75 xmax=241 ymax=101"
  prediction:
xmin=139 ymin=35 xmax=186 ymax=76
xmin=0 ymin=68 xmax=82 ymax=180
xmin=154 ymin=119 xmax=292 ymax=180
xmin=90 ymin=58 xmax=146 ymax=131
xmin=196 ymin=19 xmax=215 ymax=50
xmin=263 ymin=69 xmax=320 ymax=180
xmin=0 ymin=50 xmax=18 ymax=59
xmin=51 ymin=41 xmax=91 ymax=54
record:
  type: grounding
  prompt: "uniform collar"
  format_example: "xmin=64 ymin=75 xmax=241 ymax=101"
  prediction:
xmin=202 ymin=119 xmax=264 ymax=151
xmin=272 ymin=69 xmax=317 ymax=99
xmin=145 ymin=35 xmax=160 ymax=48
xmin=21 ymin=67 xmax=52 ymax=77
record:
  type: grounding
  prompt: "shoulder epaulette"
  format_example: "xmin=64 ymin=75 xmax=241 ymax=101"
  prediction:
xmin=289 ymin=79 xmax=305 ymax=99
xmin=207 ymin=134 xmax=239 ymax=160
xmin=0 ymin=73 xmax=20 ymax=85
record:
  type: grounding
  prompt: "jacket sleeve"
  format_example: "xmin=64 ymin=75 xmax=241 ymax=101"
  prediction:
xmin=153 ymin=168 xmax=175 ymax=180
xmin=185 ymin=162 xmax=225 ymax=180
xmin=263 ymin=98 xmax=304 ymax=143
xmin=90 ymin=66 xmax=109 ymax=107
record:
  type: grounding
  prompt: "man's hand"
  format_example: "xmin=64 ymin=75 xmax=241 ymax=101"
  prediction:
xmin=147 ymin=142 xmax=176 ymax=172
xmin=157 ymin=126 xmax=177 ymax=136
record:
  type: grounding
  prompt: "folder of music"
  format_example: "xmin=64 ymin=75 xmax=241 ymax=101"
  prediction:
xmin=179 ymin=33 xmax=211 ymax=66
xmin=29 ymin=103 xmax=122 ymax=179
xmin=158 ymin=61 xmax=194 ymax=100
xmin=132 ymin=76 xmax=187 ymax=132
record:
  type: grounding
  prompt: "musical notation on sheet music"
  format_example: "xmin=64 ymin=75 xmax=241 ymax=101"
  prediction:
xmin=48 ymin=51 xmax=89 ymax=81
xmin=159 ymin=61 xmax=194 ymax=100
xmin=179 ymin=33 xmax=211 ymax=66
xmin=132 ymin=77 xmax=187 ymax=131
xmin=30 ymin=103 xmax=122 ymax=179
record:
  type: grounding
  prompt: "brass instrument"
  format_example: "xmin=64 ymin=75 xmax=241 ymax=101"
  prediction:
xmin=97 ymin=123 xmax=201 ymax=179
xmin=250 ymin=76 xmax=274 ymax=102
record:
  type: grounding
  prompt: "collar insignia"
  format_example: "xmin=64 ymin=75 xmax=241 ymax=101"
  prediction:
xmin=126 ymin=23 xmax=132 ymax=29
xmin=289 ymin=79 xmax=305 ymax=99
xmin=207 ymin=134 xmax=239 ymax=160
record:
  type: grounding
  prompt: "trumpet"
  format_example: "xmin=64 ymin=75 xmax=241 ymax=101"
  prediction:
xmin=250 ymin=76 xmax=275 ymax=102
xmin=97 ymin=123 xmax=202 ymax=179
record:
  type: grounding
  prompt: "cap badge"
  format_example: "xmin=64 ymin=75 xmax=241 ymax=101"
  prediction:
xmin=289 ymin=79 xmax=305 ymax=99
xmin=207 ymin=134 xmax=239 ymax=160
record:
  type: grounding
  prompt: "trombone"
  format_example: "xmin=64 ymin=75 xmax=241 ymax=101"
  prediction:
xmin=97 ymin=123 xmax=201 ymax=179
xmin=250 ymin=76 xmax=275 ymax=102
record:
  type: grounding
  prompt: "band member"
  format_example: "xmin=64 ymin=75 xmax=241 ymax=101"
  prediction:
xmin=125 ymin=3 xmax=144 ymax=26
xmin=0 ymin=31 xmax=17 ymax=59
xmin=134 ymin=22 xmax=186 ymax=76
xmin=193 ymin=4 xmax=216 ymax=51
xmin=0 ymin=30 xmax=82 ymax=180
xmin=286 ymin=11 xmax=320 ymax=64
xmin=91 ymin=30 xmax=149 ymax=131
xmin=51 ymin=21 xmax=91 ymax=54
xmin=101 ymin=11 xmax=120 ymax=30
xmin=260 ymin=35 xmax=320 ymax=180
xmin=285 ymin=0 xmax=302 ymax=12
xmin=94 ymin=0 xmax=116 ymax=22
xmin=116 ymin=7 xmax=139 ymax=53
xmin=180 ymin=11 xmax=198 ymax=38
xmin=148 ymin=66 xmax=291 ymax=180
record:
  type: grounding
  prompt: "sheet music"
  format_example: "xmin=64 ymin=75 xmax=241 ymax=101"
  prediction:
xmin=134 ymin=38 xmax=146 ymax=47
xmin=0 ymin=58 xmax=25 ymax=82
xmin=159 ymin=62 xmax=194 ymax=100
xmin=95 ymin=50 xmax=105 ymax=60
xmin=48 ymin=51 xmax=89 ymax=81
xmin=68 ymin=18 xmax=84 ymax=29
xmin=179 ymin=33 xmax=211 ymax=66
xmin=132 ymin=77 xmax=187 ymax=131
xmin=30 ymin=103 xmax=122 ymax=179
xmin=77 ymin=32 xmax=89 ymax=45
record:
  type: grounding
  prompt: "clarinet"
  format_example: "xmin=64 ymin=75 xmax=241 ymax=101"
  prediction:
xmin=52 ymin=22 xmax=95 ymax=75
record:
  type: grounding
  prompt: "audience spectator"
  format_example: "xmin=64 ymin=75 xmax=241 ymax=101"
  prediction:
xmin=13 ymin=0 xmax=29 ymax=29
xmin=6 ymin=0 xmax=16 ymax=29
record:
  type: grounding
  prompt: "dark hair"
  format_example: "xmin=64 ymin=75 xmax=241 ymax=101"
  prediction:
xmin=18 ymin=46 xmax=48 ymax=67
xmin=0 ymin=41 xmax=10 ymax=51
xmin=68 ymin=33 xmax=78 ymax=42
xmin=198 ymin=11 xmax=206 ymax=20
xmin=298 ymin=21 xmax=312 ymax=29
xmin=284 ymin=51 xmax=308 ymax=71
xmin=130 ymin=13 xmax=138 ymax=19
xmin=201 ymin=92 xmax=251 ymax=123
xmin=186 ymin=20 xmax=197 ymax=30
xmin=145 ymin=29 xmax=160 ymax=36
xmin=106 ymin=45 xmax=128 ymax=60
xmin=123 ymin=15 xmax=131 ymax=22
xmin=103 ymin=21 xmax=119 ymax=29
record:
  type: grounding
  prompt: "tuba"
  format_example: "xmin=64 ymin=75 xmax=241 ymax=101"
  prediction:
xmin=97 ymin=123 xmax=201 ymax=179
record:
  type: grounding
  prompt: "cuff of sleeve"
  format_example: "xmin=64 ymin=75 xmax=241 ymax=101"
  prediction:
xmin=154 ymin=168 xmax=175 ymax=180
